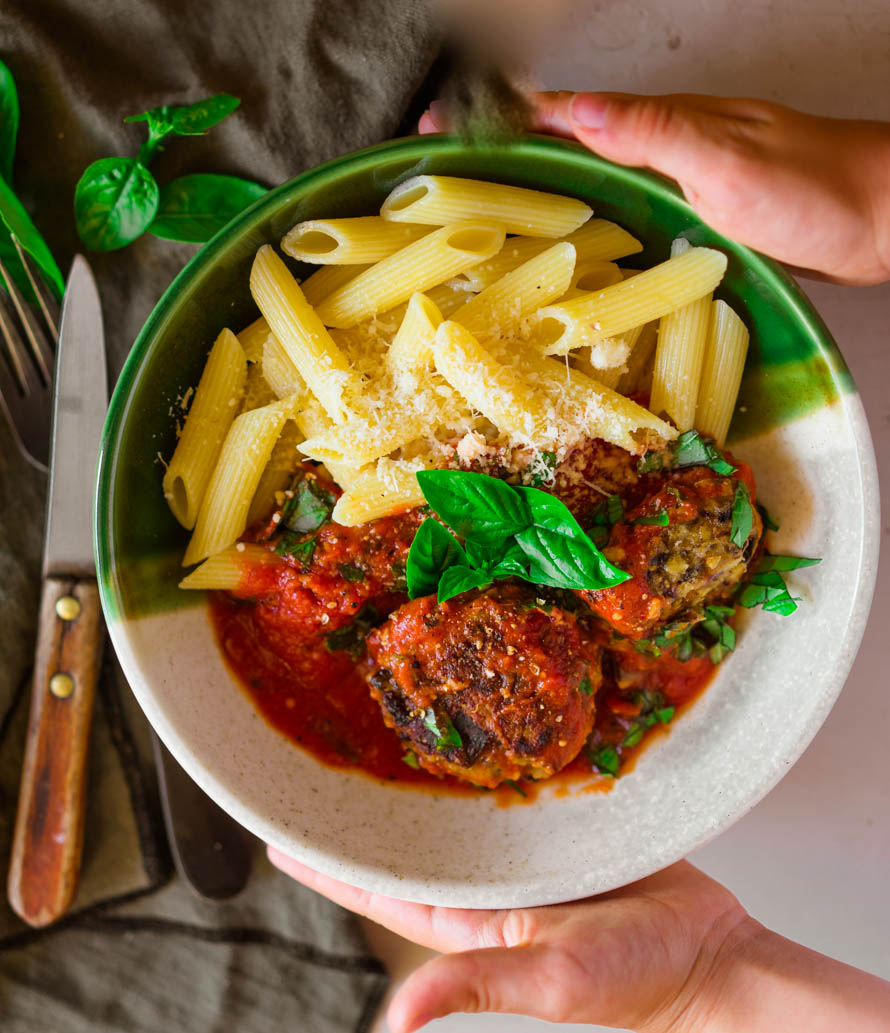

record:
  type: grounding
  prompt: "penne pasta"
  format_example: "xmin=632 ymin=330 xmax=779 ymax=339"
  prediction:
xmin=532 ymin=247 xmax=728 ymax=355
xmin=245 ymin=419 xmax=304 ymax=526
xmin=616 ymin=320 xmax=658 ymax=396
xmin=183 ymin=398 xmax=290 ymax=565
xmin=433 ymin=321 xmax=552 ymax=441
xmin=282 ymin=217 xmax=430 ymax=265
xmin=386 ymin=292 xmax=443 ymax=380
xmin=300 ymin=262 xmax=370 ymax=307
xmin=381 ymin=175 xmax=591 ymax=238
xmin=240 ymin=358 xmax=278 ymax=413
xmin=250 ymin=245 xmax=358 ymax=421
xmin=261 ymin=333 xmax=306 ymax=400
xmin=696 ymin=300 xmax=750 ymax=446
xmin=571 ymin=321 xmax=646 ymax=388
xmin=450 ymin=242 xmax=576 ymax=341
xmin=460 ymin=218 xmax=643 ymax=291
xmin=237 ymin=316 xmax=271 ymax=363
xmin=162 ymin=328 xmax=247 ymax=530
xmin=331 ymin=458 xmax=430 ymax=526
xmin=649 ymin=240 xmax=713 ymax=430
xmin=571 ymin=259 xmax=623 ymax=293
xmin=298 ymin=410 xmax=431 ymax=467
xmin=179 ymin=543 xmax=284 ymax=590
xmin=314 ymin=222 xmax=505 ymax=329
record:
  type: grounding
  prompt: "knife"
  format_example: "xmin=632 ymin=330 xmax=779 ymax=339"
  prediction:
xmin=7 ymin=256 xmax=106 ymax=928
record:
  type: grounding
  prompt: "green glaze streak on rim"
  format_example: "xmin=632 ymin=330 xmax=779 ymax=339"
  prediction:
xmin=95 ymin=134 xmax=855 ymax=625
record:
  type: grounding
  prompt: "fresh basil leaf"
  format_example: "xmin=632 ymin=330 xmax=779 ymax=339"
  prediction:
xmin=757 ymin=502 xmax=780 ymax=532
xmin=281 ymin=476 xmax=335 ymax=534
xmin=674 ymin=429 xmax=737 ymax=475
xmin=149 ymin=173 xmax=267 ymax=243
xmin=590 ymin=745 xmax=620 ymax=777
xmin=423 ymin=707 xmax=463 ymax=750
xmin=506 ymin=779 xmax=527 ymax=797
xmin=416 ymin=469 xmax=530 ymax=546
xmin=490 ymin=543 xmax=532 ymax=580
xmin=402 ymin=751 xmax=420 ymax=770
xmin=273 ymin=532 xmax=315 ymax=568
xmin=0 ymin=174 xmax=64 ymax=299
xmin=437 ymin=564 xmax=491 ymax=603
xmin=170 ymin=93 xmax=241 ymax=135
xmin=464 ymin=539 xmax=506 ymax=572
xmin=579 ymin=675 xmax=594 ymax=696
xmin=0 ymin=60 xmax=19 ymax=185
xmin=127 ymin=93 xmax=240 ymax=139
xmin=407 ymin=518 xmax=466 ymax=599
xmin=324 ymin=602 xmax=381 ymax=659
xmin=730 ymin=482 xmax=753 ymax=547
xmin=633 ymin=511 xmax=669 ymax=527
xmin=74 ymin=157 xmax=159 ymax=251
xmin=338 ymin=563 xmax=365 ymax=583
xmin=755 ymin=553 xmax=821 ymax=573
xmin=515 ymin=522 xmax=629 ymax=591
xmin=704 ymin=605 xmax=735 ymax=619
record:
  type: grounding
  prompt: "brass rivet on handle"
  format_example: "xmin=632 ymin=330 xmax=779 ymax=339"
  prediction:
xmin=49 ymin=672 xmax=75 ymax=699
xmin=55 ymin=595 xmax=81 ymax=621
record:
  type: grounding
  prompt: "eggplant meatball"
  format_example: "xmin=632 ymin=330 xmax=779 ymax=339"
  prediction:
xmin=364 ymin=584 xmax=600 ymax=788
xmin=579 ymin=464 xmax=762 ymax=639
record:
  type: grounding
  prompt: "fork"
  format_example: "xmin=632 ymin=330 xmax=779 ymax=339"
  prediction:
xmin=0 ymin=236 xmax=59 ymax=471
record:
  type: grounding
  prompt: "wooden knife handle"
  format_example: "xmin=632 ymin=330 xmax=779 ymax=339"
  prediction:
xmin=7 ymin=577 xmax=103 ymax=927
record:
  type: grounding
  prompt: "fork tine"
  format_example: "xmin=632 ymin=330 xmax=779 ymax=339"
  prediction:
xmin=0 ymin=291 xmax=31 ymax=393
xmin=0 ymin=332 xmax=48 ymax=472
xmin=11 ymin=234 xmax=60 ymax=342
xmin=0 ymin=254 xmax=54 ymax=384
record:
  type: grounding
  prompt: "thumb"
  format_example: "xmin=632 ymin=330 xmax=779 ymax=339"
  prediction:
xmin=388 ymin=943 xmax=583 ymax=1033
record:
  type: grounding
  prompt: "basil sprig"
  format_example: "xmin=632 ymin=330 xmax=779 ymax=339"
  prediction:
xmin=406 ymin=470 xmax=630 ymax=604
xmin=75 ymin=93 xmax=266 ymax=251
xmin=273 ymin=474 xmax=336 ymax=565
xmin=588 ymin=494 xmax=624 ymax=547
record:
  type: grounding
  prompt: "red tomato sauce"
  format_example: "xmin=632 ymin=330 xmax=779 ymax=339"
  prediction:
xmin=209 ymin=577 xmax=717 ymax=800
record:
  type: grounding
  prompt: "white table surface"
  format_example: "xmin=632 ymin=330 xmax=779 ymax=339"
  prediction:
xmin=366 ymin=2 xmax=890 ymax=1030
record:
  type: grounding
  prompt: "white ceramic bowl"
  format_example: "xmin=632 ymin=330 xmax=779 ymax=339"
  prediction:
xmin=96 ymin=136 xmax=879 ymax=907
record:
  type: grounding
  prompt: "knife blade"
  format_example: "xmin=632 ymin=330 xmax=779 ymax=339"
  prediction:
xmin=7 ymin=255 xmax=106 ymax=927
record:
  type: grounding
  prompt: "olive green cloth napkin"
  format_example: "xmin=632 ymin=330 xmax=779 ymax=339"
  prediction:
xmin=0 ymin=1 xmax=442 ymax=1029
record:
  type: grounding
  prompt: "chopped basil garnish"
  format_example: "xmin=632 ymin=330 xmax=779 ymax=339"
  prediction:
xmin=730 ymin=482 xmax=754 ymax=547
xmin=590 ymin=744 xmax=620 ymax=777
xmin=588 ymin=494 xmax=624 ymax=546
xmin=338 ymin=563 xmax=365 ymax=582
xmin=622 ymin=723 xmax=645 ymax=748
xmin=527 ymin=450 xmax=558 ymax=487
xmin=406 ymin=518 xmax=467 ymax=599
xmin=579 ymin=675 xmax=594 ymax=696
xmin=755 ymin=553 xmax=821 ymax=573
xmin=401 ymin=751 xmax=420 ymax=770
xmin=274 ymin=533 xmax=316 ymax=568
xmin=737 ymin=571 xmax=801 ymax=616
xmin=506 ymin=779 xmax=527 ymax=797
xmin=324 ymin=602 xmax=382 ymax=659
xmin=673 ymin=430 xmax=737 ymax=475
xmin=390 ymin=562 xmax=408 ymax=592
xmin=633 ymin=511 xmax=669 ymax=527
xmin=422 ymin=707 xmax=463 ymax=750
xmin=757 ymin=502 xmax=780 ymax=532
xmin=281 ymin=475 xmax=336 ymax=534
xmin=637 ymin=451 xmax=665 ymax=474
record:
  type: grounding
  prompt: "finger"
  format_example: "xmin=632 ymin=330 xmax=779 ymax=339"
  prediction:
xmin=389 ymin=944 xmax=582 ymax=1033
xmin=417 ymin=110 xmax=439 ymax=134
xmin=526 ymin=90 xmax=577 ymax=138
xmin=266 ymin=846 xmax=497 ymax=952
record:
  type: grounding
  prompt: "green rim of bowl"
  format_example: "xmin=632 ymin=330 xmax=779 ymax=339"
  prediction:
xmin=95 ymin=133 xmax=855 ymax=624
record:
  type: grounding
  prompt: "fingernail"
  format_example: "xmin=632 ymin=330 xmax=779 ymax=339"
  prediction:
xmin=428 ymin=99 xmax=450 ymax=130
xmin=570 ymin=93 xmax=608 ymax=131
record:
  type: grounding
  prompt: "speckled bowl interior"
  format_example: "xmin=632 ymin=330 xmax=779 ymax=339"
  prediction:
xmin=96 ymin=136 xmax=879 ymax=907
